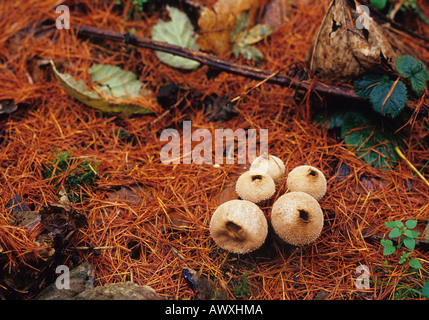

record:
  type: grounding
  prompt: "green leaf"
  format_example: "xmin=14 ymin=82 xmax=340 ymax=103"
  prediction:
xmin=381 ymin=239 xmax=396 ymax=255
xmin=230 ymin=10 xmax=272 ymax=61
xmin=88 ymin=64 xmax=144 ymax=98
xmin=396 ymin=55 xmax=429 ymax=96
xmin=409 ymin=258 xmax=422 ymax=269
xmin=421 ymin=280 xmax=429 ymax=299
xmin=404 ymin=229 xmax=420 ymax=238
xmin=370 ymin=0 xmax=387 ymax=10
xmin=385 ymin=221 xmax=399 ymax=228
xmin=405 ymin=219 xmax=418 ymax=229
xmin=354 ymin=74 xmax=408 ymax=118
xmin=151 ymin=5 xmax=200 ymax=70
xmin=354 ymin=74 xmax=388 ymax=100
xmin=369 ymin=79 xmax=408 ymax=118
xmin=389 ymin=227 xmax=402 ymax=238
xmin=403 ymin=237 xmax=416 ymax=250
xmin=51 ymin=61 xmax=153 ymax=117
xmin=233 ymin=44 xmax=264 ymax=61
xmin=343 ymin=126 xmax=400 ymax=169
xmin=395 ymin=220 xmax=404 ymax=228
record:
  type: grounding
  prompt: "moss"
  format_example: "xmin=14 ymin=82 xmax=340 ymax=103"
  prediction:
xmin=43 ymin=148 xmax=99 ymax=202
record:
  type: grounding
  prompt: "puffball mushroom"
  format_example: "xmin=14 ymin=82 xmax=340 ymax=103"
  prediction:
xmin=250 ymin=155 xmax=285 ymax=181
xmin=271 ymin=192 xmax=324 ymax=246
xmin=286 ymin=165 xmax=327 ymax=200
xmin=235 ymin=170 xmax=276 ymax=203
xmin=209 ymin=200 xmax=268 ymax=254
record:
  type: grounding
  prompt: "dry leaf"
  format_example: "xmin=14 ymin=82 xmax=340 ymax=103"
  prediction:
xmin=307 ymin=0 xmax=402 ymax=80
xmin=197 ymin=0 xmax=266 ymax=55
xmin=260 ymin=0 xmax=294 ymax=29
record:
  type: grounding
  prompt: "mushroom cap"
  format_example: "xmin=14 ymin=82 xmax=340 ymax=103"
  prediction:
xmin=250 ymin=155 xmax=285 ymax=181
xmin=286 ymin=165 xmax=327 ymax=200
xmin=209 ymin=200 xmax=268 ymax=253
xmin=235 ymin=170 xmax=276 ymax=203
xmin=271 ymin=192 xmax=323 ymax=246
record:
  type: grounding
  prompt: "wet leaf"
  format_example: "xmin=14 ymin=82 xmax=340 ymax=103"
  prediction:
xmin=51 ymin=61 xmax=153 ymax=117
xmin=151 ymin=6 xmax=200 ymax=70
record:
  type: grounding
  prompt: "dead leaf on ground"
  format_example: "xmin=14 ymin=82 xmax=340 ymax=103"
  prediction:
xmin=260 ymin=0 xmax=294 ymax=29
xmin=197 ymin=0 xmax=266 ymax=55
xmin=307 ymin=0 xmax=406 ymax=80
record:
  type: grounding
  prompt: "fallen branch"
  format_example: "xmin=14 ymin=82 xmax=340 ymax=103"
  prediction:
xmin=74 ymin=25 xmax=363 ymax=102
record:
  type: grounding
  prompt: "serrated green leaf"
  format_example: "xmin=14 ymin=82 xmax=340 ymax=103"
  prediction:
xmin=409 ymin=258 xmax=422 ymax=269
xmin=343 ymin=126 xmax=400 ymax=169
xmin=88 ymin=64 xmax=143 ymax=98
xmin=354 ymin=74 xmax=408 ymax=118
xmin=51 ymin=61 xmax=153 ymax=117
xmin=404 ymin=237 xmax=416 ymax=250
xmin=396 ymin=55 xmax=429 ymax=95
xmin=354 ymin=74 xmax=389 ymax=100
xmin=151 ymin=5 xmax=200 ymax=70
xmin=381 ymin=239 xmax=396 ymax=255
xmin=369 ymin=79 xmax=408 ymax=118
xmin=404 ymin=229 xmax=419 ymax=238
xmin=389 ymin=227 xmax=402 ymax=238
xmin=405 ymin=219 xmax=418 ymax=229
xmin=421 ymin=280 xmax=429 ymax=299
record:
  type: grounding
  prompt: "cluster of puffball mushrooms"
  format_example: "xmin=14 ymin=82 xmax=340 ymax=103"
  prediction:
xmin=209 ymin=156 xmax=327 ymax=254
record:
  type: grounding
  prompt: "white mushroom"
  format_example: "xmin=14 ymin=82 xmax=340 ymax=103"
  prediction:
xmin=286 ymin=165 xmax=327 ymax=200
xmin=271 ymin=192 xmax=324 ymax=246
xmin=235 ymin=170 xmax=276 ymax=203
xmin=209 ymin=200 xmax=268 ymax=254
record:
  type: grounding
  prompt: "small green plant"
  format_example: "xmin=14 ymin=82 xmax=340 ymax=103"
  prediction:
xmin=381 ymin=219 xmax=422 ymax=269
xmin=43 ymin=148 xmax=99 ymax=202
xmin=232 ymin=271 xmax=252 ymax=298
xmin=115 ymin=0 xmax=148 ymax=12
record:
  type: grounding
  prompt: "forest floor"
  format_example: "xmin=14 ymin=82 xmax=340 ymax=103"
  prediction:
xmin=1 ymin=0 xmax=429 ymax=300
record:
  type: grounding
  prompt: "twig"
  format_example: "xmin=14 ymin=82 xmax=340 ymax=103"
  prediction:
xmin=74 ymin=25 xmax=363 ymax=102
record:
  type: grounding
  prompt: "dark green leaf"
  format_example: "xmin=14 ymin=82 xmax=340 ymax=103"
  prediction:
xmin=389 ymin=227 xmax=402 ymax=238
xmin=354 ymin=74 xmax=388 ymax=100
xmin=405 ymin=219 xmax=418 ymax=229
xmin=370 ymin=0 xmax=387 ymax=10
xmin=354 ymin=74 xmax=408 ymax=118
xmin=369 ymin=79 xmax=408 ymax=118
xmin=409 ymin=258 xmax=422 ymax=269
xmin=403 ymin=237 xmax=416 ymax=250
xmin=343 ymin=126 xmax=400 ymax=169
xmin=396 ymin=55 xmax=429 ymax=96
xmin=421 ymin=280 xmax=429 ymax=299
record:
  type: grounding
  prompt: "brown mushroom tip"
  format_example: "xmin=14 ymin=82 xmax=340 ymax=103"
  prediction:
xmin=249 ymin=155 xmax=285 ymax=181
xmin=286 ymin=165 xmax=327 ymax=200
xmin=235 ymin=170 xmax=276 ymax=203
xmin=271 ymin=191 xmax=324 ymax=246
xmin=209 ymin=200 xmax=268 ymax=254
